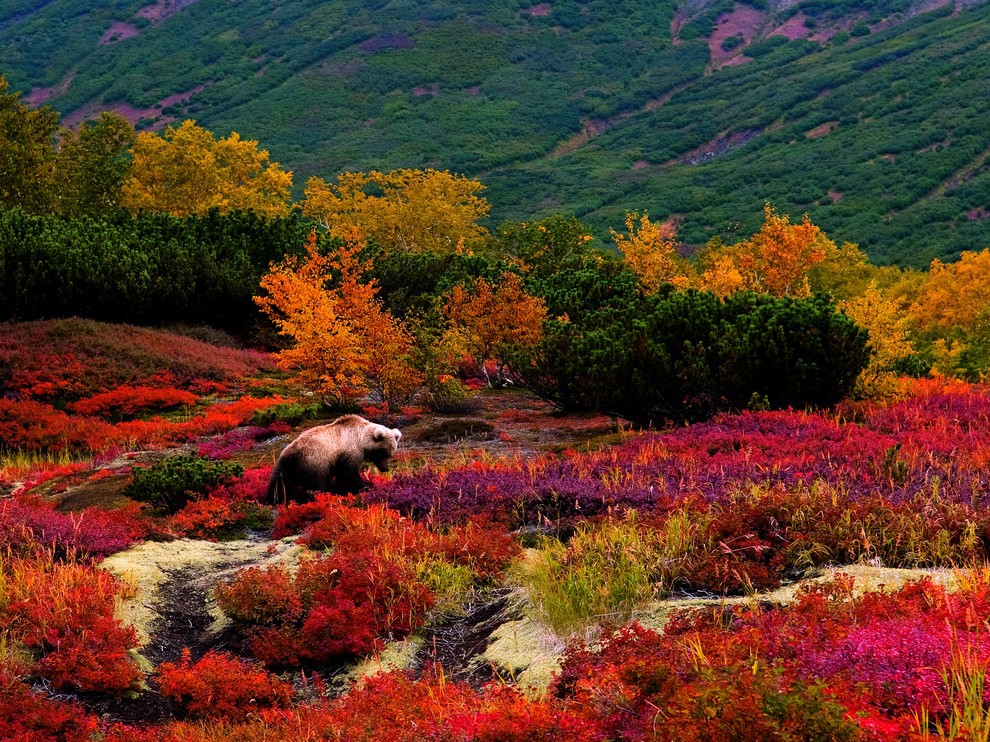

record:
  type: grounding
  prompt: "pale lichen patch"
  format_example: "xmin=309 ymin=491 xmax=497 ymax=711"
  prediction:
xmin=102 ymin=537 xmax=304 ymax=646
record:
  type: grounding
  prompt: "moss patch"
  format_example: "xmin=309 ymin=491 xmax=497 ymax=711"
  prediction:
xmin=479 ymin=616 xmax=565 ymax=696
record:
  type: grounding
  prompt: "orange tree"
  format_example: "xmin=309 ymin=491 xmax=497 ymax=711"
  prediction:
xmin=255 ymin=230 xmax=421 ymax=410
xmin=442 ymin=272 xmax=547 ymax=386
xmin=696 ymin=203 xmax=833 ymax=298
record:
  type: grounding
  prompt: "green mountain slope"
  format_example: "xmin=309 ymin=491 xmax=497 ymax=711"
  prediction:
xmin=3 ymin=0 xmax=990 ymax=265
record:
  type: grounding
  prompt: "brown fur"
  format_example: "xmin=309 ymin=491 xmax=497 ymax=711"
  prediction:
xmin=265 ymin=415 xmax=402 ymax=504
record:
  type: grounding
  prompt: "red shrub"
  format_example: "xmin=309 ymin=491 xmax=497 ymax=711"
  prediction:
xmin=438 ymin=516 xmax=522 ymax=580
xmin=0 ymin=659 xmax=99 ymax=742
xmin=271 ymin=497 xmax=338 ymax=539
xmin=216 ymin=553 xmax=434 ymax=666
xmin=204 ymin=466 xmax=273 ymax=503
xmin=69 ymin=385 xmax=199 ymax=418
xmin=0 ymin=318 xmax=273 ymax=400
xmin=214 ymin=565 xmax=300 ymax=626
xmin=0 ymin=496 xmax=147 ymax=559
xmin=0 ymin=398 xmax=115 ymax=452
xmin=170 ymin=496 xmax=248 ymax=539
xmin=155 ymin=649 xmax=292 ymax=719
xmin=2 ymin=553 xmax=141 ymax=692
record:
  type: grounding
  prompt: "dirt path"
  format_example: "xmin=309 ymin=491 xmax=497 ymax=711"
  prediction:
xmin=95 ymin=537 xmax=303 ymax=721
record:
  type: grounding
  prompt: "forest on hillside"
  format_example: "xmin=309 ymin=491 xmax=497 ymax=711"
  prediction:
xmin=4 ymin=1 xmax=990 ymax=263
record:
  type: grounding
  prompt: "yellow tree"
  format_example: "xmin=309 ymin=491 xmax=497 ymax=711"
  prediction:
xmin=255 ymin=231 xmax=421 ymax=411
xmin=907 ymin=250 xmax=990 ymax=333
xmin=905 ymin=249 xmax=990 ymax=378
xmin=123 ymin=120 xmax=292 ymax=217
xmin=697 ymin=252 xmax=745 ymax=298
xmin=442 ymin=272 xmax=547 ymax=385
xmin=0 ymin=76 xmax=60 ymax=213
xmin=610 ymin=211 xmax=691 ymax=292
xmin=840 ymin=281 xmax=913 ymax=399
xmin=698 ymin=204 xmax=832 ymax=298
xmin=301 ymin=168 xmax=489 ymax=254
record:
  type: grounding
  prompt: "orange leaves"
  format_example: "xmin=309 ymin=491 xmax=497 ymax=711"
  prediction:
xmin=256 ymin=234 xmax=365 ymax=406
xmin=611 ymin=211 xmax=691 ymax=293
xmin=613 ymin=205 xmax=833 ymax=299
xmin=255 ymin=231 xmax=421 ymax=410
xmin=697 ymin=203 xmax=833 ymax=298
xmin=122 ymin=120 xmax=292 ymax=217
xmin=442 ymin=272 xmax=547 ymax=383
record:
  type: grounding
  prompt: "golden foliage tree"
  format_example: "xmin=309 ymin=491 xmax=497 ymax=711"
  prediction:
xmin=907 ymin=250 xmax=990 ymax=333
xmin=610 ymin=212 xmax=691 ymax=292
xmin=840 ymin=281 xmax=913 ymax=399
xmin=123 ymin=120 xmax=292 ymax=217
xmin=301 ymin=168 xmax=489 ymax=254
xmin=442 ymin=272 xmax=547 ymax=385
xmin=255 ymin=231 xmax=421 ymax=410
xmin=697 ymin=252 xmax=745 ymax=299
xmin=698 ymin=204 xmax=832 ymax=298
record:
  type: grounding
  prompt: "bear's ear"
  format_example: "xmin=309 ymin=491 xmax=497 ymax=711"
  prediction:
xmin=373 ymin=430 xmax=385 ymax=441
xmin=393 ymin=428 xmax=402 ymax=441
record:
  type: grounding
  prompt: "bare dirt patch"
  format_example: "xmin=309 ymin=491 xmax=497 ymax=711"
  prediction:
xmin=136 ymin=0 xmax=200 ymax=23
xmin=63 ymin=84 xmax=205 ymax=128
xmin=806 ymin=120 xmax=839 ymax=139
xmin=359 ymin=33 xmax=413 ymax=53
xmin=769 ymin=13 xmax=812 ymax=41
xmin=417 ymin=588 xmax=520 ymax=688
xmin=100 ymin=21 xmax=140 ymax=45
xmin=709 ymin=5 xmax=765 ymax=69
xmin=669 ymin=128 xmax=763 ymax=166
xmin=529 ymin=3 xmax=551 ymax=17
xmin=24 ymin=75 xmax=72 ymax=106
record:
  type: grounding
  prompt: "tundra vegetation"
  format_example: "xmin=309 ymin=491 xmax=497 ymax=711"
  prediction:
xmin=7 ymin=88 xmax=990 ymax=740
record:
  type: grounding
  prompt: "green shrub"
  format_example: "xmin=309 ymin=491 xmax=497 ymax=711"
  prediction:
xmin=509 ymin=284 xmax=869 ymax=425
xmin=721 ymin=35 xmax=744 ymax=52
xmin=0 ymin=207 xmax=309 ymax=334
xmin=249 ymin=402 xmax=321 ymax=427
xmin=424 ymin=377 xmax=477 ymax=414
xmin=125 ymin=455 xmax=243 ymax=513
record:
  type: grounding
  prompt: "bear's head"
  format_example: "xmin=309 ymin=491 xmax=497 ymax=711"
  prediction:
xmin=365 ymin=422 xmax=402 ymax=472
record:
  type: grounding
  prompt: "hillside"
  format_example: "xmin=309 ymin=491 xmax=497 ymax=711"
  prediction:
xmin=4 ymin=0 xmax=990 ymax=264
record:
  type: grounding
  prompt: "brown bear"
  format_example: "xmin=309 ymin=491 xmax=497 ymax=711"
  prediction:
xmin=265 ymin=414 xmax=402 ymax=503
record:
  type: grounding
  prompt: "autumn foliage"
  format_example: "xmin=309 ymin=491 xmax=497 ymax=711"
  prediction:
xmin=302 ymin=168 xmax=489 ymax=255
xmin=256 ymin=230 xmax=421 ymax=409
xmin=122 ymin=120 xmax=292 ymax=217
xmin=611 ymin=211 xmax=690 ymax=292
xmin=442 ymin=271 xmax=547 ymax=385
xmin=155 ymin=649 xmax=292 ymax=719
xmin=0 ymin=550 xmax=141 ymax=693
